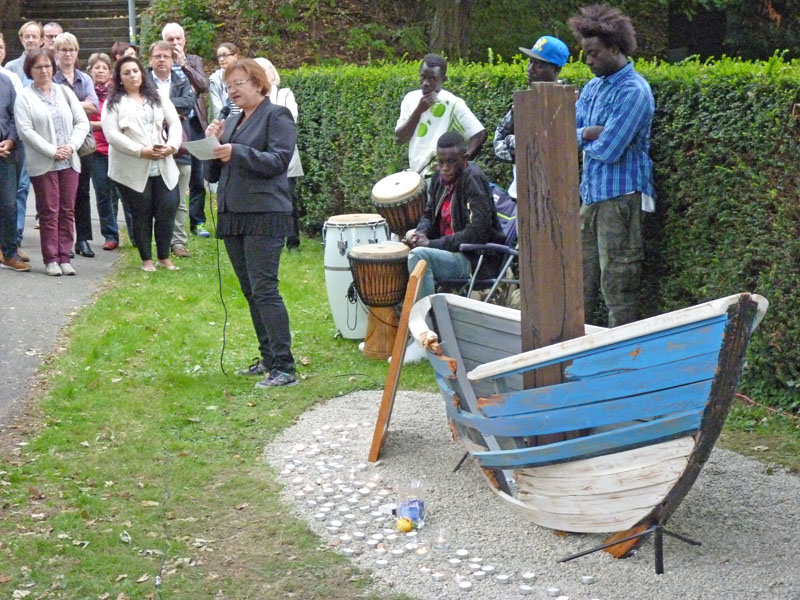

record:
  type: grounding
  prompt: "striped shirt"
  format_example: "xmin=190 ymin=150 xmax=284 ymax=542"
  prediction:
xmin=576 ymin=61 xmax=654 ymax=204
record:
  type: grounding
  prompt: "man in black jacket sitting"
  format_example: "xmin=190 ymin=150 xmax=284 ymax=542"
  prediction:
xmin=407 ymin=131 xmax=505 ymax=300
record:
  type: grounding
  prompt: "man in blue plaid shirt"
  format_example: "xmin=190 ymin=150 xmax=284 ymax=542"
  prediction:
xmin=569 ymin=4 xmax=654 ymax=327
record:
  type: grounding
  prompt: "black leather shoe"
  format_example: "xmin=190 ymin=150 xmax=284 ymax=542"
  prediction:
xmin=76 ymin=241 xmax=95 ymax=258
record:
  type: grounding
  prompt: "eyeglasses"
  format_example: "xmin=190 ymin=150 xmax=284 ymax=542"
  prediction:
xmin=32 ymin=64 xmax=53 ymax=71
xmin=217 ymin=53 xmax=234 ymax=60
xmin=151 ymin=54 xmax=171 ymax=61
xmin=225 ymin=78 xmax=252 ymax=92
xmin=58 ymin=48 xmax=77 ymax=54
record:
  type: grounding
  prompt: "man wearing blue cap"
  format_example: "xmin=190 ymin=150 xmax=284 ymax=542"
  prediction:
xmin=493 ymin=35 xmax=570 ymax=199
xmin=569 ymin=4 xmax=654 ymax=327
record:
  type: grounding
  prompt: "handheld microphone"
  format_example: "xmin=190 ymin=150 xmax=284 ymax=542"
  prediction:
xmin=219 ymin=103 xmax=231 ymax=120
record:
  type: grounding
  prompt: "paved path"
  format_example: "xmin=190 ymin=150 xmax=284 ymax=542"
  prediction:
xmin=0 ymin=192 xmax=121 ymax=424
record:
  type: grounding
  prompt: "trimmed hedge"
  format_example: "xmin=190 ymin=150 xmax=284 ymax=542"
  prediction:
xmin=282 ymin=55 xmax=800 ymax=412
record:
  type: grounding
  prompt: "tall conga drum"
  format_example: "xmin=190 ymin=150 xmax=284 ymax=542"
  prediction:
xmin=323 ymin=214 xmax=389 ymax=339
xmin=347 ymin=242 xmax=410 ymax=359
xmin=371 ymin=171 xmax=426 ymax=239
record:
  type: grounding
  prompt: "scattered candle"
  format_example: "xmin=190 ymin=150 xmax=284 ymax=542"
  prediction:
xmin=495 ymin=574 xmax=510 ymax=584
xmin=419 ymin=566 xmax=432 ymax=575
xmin=431 ymin=572 xmax=445 ymax=582
xmin=414 ymin=543 xmax=430 ymax=559
xmin=371 ymin=533 xmax=384 ymax=541
xmin=375 ymin=559 xmax=388 ymax=569
xmin=390 ymin=548 xmax=404 ymax=558
xmin=519 ymin=584 xmax=534 ymax=595
xmin=341 ymin=548 xmax=354 ymax=557
xmin=467 ymin=563 xmax=481 ymax=572
xmin=455 ymin=548 xmax=469 ymax=559
xmin=448 ymin=558 xmax=462 ymax=566
xmin=468 ymin=556 xmax=482 ymax=564
xmin=375 ymin=548 xmax=387 ymax=557
xmin=339 ymin=534 xmax=352 ymax=543
xmin=432 ymin=529 xmax=449 ymax=551
xmin=473 ymin=571 xmax=486 ymax=580
xmin=457 ymin=581 xmax=472 ymax=591
xmin=313 ymin=512 xmax=326 ymax=520
xmin=546 ymin=587 xmax=561 ymax=597
xmin=581 ymin=575 xmax=595 ymax=585
xmin=353 ymin=531 xmax=365 ymax=540
xmin=521 ymin=571 xmax=536 ymax=582
xmin=480 ymin=565 xmax=495 ymax=574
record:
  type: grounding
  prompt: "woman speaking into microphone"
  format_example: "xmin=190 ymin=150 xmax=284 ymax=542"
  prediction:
xmin=205 ymin=58 xmax=298 ymax=388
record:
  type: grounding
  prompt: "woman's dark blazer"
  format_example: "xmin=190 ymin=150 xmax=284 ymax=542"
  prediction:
xmin=207 ymin=97 xmax=297 ymax=214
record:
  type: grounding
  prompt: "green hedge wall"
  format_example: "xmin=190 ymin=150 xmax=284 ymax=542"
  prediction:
xmin=282 ymin=55 xmax=800 ymax=412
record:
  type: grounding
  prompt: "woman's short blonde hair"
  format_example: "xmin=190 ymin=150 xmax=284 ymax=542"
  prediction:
xmin=253 ymin=57 xmax=280 ymax=87
xmin=88 ymin=52 xmax=112 ymax=71
xmin=54 ymin=32 xmax=79 ymax=52
xmin=224 ymin=59 xmax=271 ymax=97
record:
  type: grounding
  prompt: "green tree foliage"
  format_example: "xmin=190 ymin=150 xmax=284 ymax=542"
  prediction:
xmin=282 ymin=55 xmax=800 ymax=412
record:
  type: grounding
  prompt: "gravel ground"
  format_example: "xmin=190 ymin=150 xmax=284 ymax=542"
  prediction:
xmin=265 ymin=390 xmax=800 ymax=600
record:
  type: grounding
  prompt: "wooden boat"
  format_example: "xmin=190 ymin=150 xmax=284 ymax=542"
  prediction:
xmin=408 ymin=292 xmax=768 ymax=557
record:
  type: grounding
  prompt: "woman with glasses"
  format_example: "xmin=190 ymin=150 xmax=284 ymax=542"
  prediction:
xmin=101 ymin=56 xmax=181 ymax=272
xmin=205 ymin=59 xmax=298 ymax=388
xmin=53 ymin=32 xmax=100 ymax=259
xmin=208 ymin=43 xmax=240 ymax=120
xmin=14 ymin=49 xmax=90 ymax=276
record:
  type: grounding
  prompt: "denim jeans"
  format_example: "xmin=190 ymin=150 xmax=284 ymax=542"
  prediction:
xmin=117 ymin=176 xmax=179 ymax=261
xmin=224 ymin=233 xmax=295 ymax=374
xmin=407 ymin=246 xmax=472 ymax=299
xmin=0 ymin=158 xmax=18 ymax=259
xmin=89 ymin=153 xmax=121 ymax=243
xmin=187 ymin=118 xmax=206 ymax=227
xmin=15 ymin=153 xmax=29 ymax=245
xmin=171 ymin=162 xmax=191 ymax=247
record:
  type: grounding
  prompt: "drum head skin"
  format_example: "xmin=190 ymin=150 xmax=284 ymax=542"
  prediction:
xmin=326 ymin=213 xmax=386 ymax=226
xmin=349 ymin=241 xmax=410 ymax=261
xmin=372 ymin=172 xmax=424 ymax=205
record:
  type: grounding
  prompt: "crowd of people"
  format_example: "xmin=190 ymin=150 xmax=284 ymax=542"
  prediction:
xmin=0 ymin=20 xmax=304 ymax=276
xmin=0 ymin=3 xmax=654 ymax=385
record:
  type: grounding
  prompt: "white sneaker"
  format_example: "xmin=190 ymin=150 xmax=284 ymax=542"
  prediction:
xmin=387 ymin=340 xmax=427 ymax=365
xmin=45 ymin=262 xmax=62 ymax=276
xmin=358 ymin=341 xmax=365 ymax=352
xmin=60 ymin=263 xmax=76 ymax=276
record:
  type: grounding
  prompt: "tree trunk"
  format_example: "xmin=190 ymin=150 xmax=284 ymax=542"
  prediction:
xmin=429 ymin=0 xmax=473 ymax=59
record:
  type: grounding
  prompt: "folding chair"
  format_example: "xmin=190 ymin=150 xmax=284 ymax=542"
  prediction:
xmin=439 ymin=183 xmax=519 ymax=305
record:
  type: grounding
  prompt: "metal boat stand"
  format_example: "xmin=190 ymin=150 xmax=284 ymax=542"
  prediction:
xmin=557 ymin=524 xmax=702 ymax=575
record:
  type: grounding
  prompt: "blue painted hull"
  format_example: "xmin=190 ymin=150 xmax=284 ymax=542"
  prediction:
xmin=412 ymin=292 xmax=767 ymax=539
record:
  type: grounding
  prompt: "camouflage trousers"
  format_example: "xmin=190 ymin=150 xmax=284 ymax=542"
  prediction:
xmin=581 ymin=193 xmax=643 ymax=328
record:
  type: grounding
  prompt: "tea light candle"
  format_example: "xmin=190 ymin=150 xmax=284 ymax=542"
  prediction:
xmin=431 ymin=572 xmax=445 ymax=582
xmin=581 ymin=575 xmax=595 ymax=585
xmin=390 ymin=548 xmax=405 ymax=558
xmin=447 ymin=558 xmax=462 ymax=566
xmin=432 ymin=529 xmax=449 ymax=551
xmin=405 ymin=531 xmax=418 ymax=539
xmin=370 ymin=511 xmax=383 ymax=519
xmin=519 ymin=584 xmax=534 ymax=595
xmin=359 ymin=487 xmax=371 ymax=496
xmin=341 ymin=548 xmax=354 ymax=557
xmin=494 ymin=574 xmax=510 ymax=584
xmin=419 ymin=566 xmax=432 ymax=575
xmin=521 ymin=571 xmax=536 ymax=582
xmin=313 ymin=512 xmax=326 ymax=520
xmin=467 ymin=563 xmax=481 ymax=572
xmin=377 ymin=489 xmax=391 ymax=498
xmin=413 ymin=544 xmax=430 ymax=559
xmin=296 ymin=466 xmax=308 ymax=474
xmin=375 ymin=559 xmax=388 ymax=569
xmin=339 ymin=534 xmax=352 ymax=543
xmin=404 ymin=542 xmax=418 ymax=552
xmin=344 ymin=513 xmax=356 ymax=521
xmin=365 ymin=481 xmax=378 ymax=490
xmin=366 ymin=539 xmax=379 ymax=549
xmin=371 ymin=533 xmax=384 ymax=541
xmin=353 ymin=531 xmax=365 ymax=540
xmin=329 ymin=519 xmax=343 ymax=528
xmin=305 ymin=499 xmax=318 ymax=508
xmin=455 ymin=548 xmax=469 ymax=558
xmin=385 ymin=534 xmax=398 ymax=544
xmin=457 ymin=581 xmax=472 ymax=591
xmin=468 ymin=556 xmax=482 ymax=564
xmin=375 ymin=548 xmax=387 ymax=557
xmin=291 ymin=476 xmax=304 ymax=485
xmin=480 ymin=565 xmax=495 ymax=574
xmin=355 ymin=520 xmax=369 ymax=527
xmin=473 ymin=570 xmax=487 ymax=580
xmin=546 ymin=587 xmax=561 ymax=597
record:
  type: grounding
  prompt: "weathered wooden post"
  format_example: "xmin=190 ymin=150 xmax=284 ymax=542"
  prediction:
xmin=514 ymin=83 xmax=584 ymax=390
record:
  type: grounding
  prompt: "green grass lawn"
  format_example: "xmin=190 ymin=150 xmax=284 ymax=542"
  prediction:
xmin=0 ymin=226 xmax=427 ymax=599
xmin=0 ymin=218 xmax=797 ymax=599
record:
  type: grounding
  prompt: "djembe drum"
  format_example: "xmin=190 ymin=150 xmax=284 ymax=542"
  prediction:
xmin=347 ymin=242 xmax=411 ymax=359
xmin=371 ymin=171 xmax=426 ymax=239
